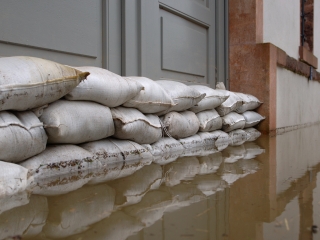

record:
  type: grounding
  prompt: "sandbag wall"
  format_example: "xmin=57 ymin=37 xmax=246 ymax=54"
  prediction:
xmin=0 ymin=56 xmax=265 ymax=196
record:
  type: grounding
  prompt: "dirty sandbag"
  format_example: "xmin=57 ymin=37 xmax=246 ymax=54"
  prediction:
xmin=235 ymin=92 xmax=262 ymax=113
xmin=198 ymin=130 xmax=230 ymax=151
xmin=65 ymin=66 xmax=143 ymax=107
xmin=198 ymin=152 xmax=223 ymax=175
xmin=0 ymin=111 xmax=47 ymax=163
xmin=243 ymin=127 xmax=262 ymax=141
xmin=196 ymin=109 xmax=222 ymax=132
xmin=179 ymin=134 xmax=205 ymax=157
xmin=43 ymin=184 xmax=115 ymax=238
xmin=221 ymin=112 xmax=246 ymax=132
xmin=242 ymin=111 xmax=265 ymax=128
xmin=161 ymin=111 xmax=200 ymax=139
xmin=229 ymin=129 xmax=248 ymax=146
xmin=111 ymin=107 xmax=162 ymax=144
xmin=123 ymin=77 xmax=175 ymax=113
xmin=222 ymin=145 xmax=246 ymax=163
xmin=216 ymin=90 xmax=244 ymax=116
xmin=0 ymin=195 xmax=48 ymax=240
xmin=0 ymin=56 xmax=88 ymax=111
xmin=155 ymin=80 xmax=205 ymax=115
xmin=243 ymin=142 xmax=265 ymax=160
xmin=193 ymin=174 xmax=228 ymax=196
xmin=40 ymin=100 xmax=115 ymax=144
xmin=108 ymin=164 xmax=163 ymax=209
xmin=20 ymin=145 xmax=99 ymax=179
xmin=189 ymin=85 xmax=230 ymax=113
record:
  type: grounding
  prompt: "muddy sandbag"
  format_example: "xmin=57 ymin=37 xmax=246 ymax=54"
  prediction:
xmin=242 ymin=111 xmax=265 ymax=128
xmin=20 ymin=145 xmax=99 ymax=179
xmin=0 ymin=56 xmax=88 ymax=111
xmin=222 ymin=145 xmax=246 ymax=163
xmin=179 ymin=134 xmax=204 ymax=157
xmin=235 ymin=92 xmax=262 ymax=113
xmin=198 ymin=130 xmax=230 ymax=151
xmin=193 ymin=174 xmax=227 ymax=196
xmin=155 ymin=80 xmax=205 ymax=115
xmin=40 ymin=100 xmax=114 ymax=144
xmin=65 ymin=66 xmax=143 ymax=107
xmin=108 ymin=164 xmax=163 ymax=209
xmin=216 ymin=90 xmax=243 ymax=116
xmin=161 ymin=111 xmax=200 ymax=139
xmin=0 ymin=195 xmax=48 ymax=240
xmin=189 ymin=85 xmax=230 ymax=113
xmin=229 ymin=129 xmax=248 ymax=146
xmin=0 ymin=191 xmax=29 ymax=215
xmin=198 ymin=152 xmax=223 ymax=175
xmin=196 ymin=109 xmax=222 ymax=132
xmin=243 ymin=127 xmax=262 ymax=141
xmin=243 ymin=142 xmax=265 ymax=160
xmin=221 ymin=112 xmax=246 ymax=132
xmin=123 ymin=77 xmax=175 ymax=113
xmin=43 ymin=184 xmax=115 ymax=238
xmin=111 ymin=107 xmax=162 ymax=144
xmin=0 ymin=111 xmax=47 ymax=162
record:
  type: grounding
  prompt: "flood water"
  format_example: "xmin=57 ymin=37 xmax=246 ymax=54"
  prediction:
xmin=3 ymin=124 xmax=320 ymax=240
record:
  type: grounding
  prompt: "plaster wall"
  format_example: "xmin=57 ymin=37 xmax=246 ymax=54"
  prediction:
xmin=314 ymin=1 xmax=320 ymax=60
xmin=263 ymin=0 xmax=300 ymax=59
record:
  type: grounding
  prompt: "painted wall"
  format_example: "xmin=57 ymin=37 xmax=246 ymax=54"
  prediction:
xmin=263 ymin=0 xmax=300 ymax=59
xmin=314 ymin=1 xmax=320 ymax=60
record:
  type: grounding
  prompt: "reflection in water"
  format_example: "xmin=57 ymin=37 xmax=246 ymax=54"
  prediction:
xmin=4 ymin=124 xmax=320 ymax=239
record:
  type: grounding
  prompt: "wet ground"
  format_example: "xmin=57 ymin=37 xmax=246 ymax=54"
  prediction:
xmin=3 ymin=124 xmax=320 ymax=240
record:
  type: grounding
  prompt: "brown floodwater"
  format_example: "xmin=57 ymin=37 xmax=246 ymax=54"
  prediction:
xmin=3 ymin=124 xmax=320 ymax=240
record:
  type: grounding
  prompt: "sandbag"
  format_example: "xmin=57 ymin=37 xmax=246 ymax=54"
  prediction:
xmin=179 ymin=134 xmax=204 ymax=156
xmin=0 ymin=111 xmax=47 ymax=162
xmin=0 ymin=56 xmax=88 ymax=111
xmin=161 ymin=111 xmax=200 ymax=139
xmin=40 ymin=100 xmax=115 ymax=144
xmin=155 ymin=80 xmax=205 ymax=114
xmin=198 ymin=130 xmax=230 ymax=151
xmin=196 ymin=109 xmax=222 ymax=132
xmin=242 ymin=111 xmax=265 ymax=128
xmin=221 ymin=112 xmax=246 ymax=132
xmin=216 ymin=90 xmax=244 ymax=116
xmin=123 ymin=77 xmax=175 ymax=113
xmin=229 ymin=129 xmax=248 ymax=146
xmin=65 ymin=66 xmax=143 ymax=107
xmin=189 ymin=85 xmax=229 ymax=113
xmin=243 ymin=127 xmax=262 ymax=141
xmin=111 ymin=107 xmax=162 ymax=144
xmin=235 ymin=92 xmax=262 ymax=113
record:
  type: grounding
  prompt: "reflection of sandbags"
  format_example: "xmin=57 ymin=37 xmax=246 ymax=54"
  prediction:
xmin=40 ymin=100 xmax=114 ymax=144
xmin=156 ymin=80 xmax=205 ymax=114
xmin=20 ymin=145 xmax=98 ymax=178
xmin=229 ymin=129 xmax=248 ymax=146
xmin=0 ymin=161 xmax=29 ymax=196
xmin=0 ymin=56 xmax=88 ymax=111
xmin=196 ymin=109 xmax=222 ymax=132
xmin=0 ymin=191 xmax=29 ymax=215
xmin=198 ymin=130 xmax=230 ymax=151
xmin=123 ymin=190 xmax=173 ymax=227
xmin=43 ymin=184 xmax=115 ymax=238
xmin=237 ymin=159 xmax=261 ymax=175
xmin=108 ymin=164 xmax=163 ymax=208
xmin=123 ymin=77 xmax=175 ymax=113
xmin=243 ymin=127 xmax=261 ymax=141
xmin=243 ymin=142 xmax=265 ymax=160
xmin=222 ymin=145 xmax=246 ymax=163
xmin=221 ymin=112 xmax=246 ymax=132
xmin=0 ymin=111 xmax=47 ymax=162
xmin=193 ymin=174 xmax=227 ymax=196
xmin=189 ymin=85 xmax=230 ymax=113
xmin=234 ymin=93 xmax=262 ymax=113
xmin=111 ymin=107 xmax=162 ymax=144
xmin=0 ymin=195 xmax=48 ymax=240
xmin=161 ymin=111 xmax=200 ymax=139
xmin=242 ymin=111 xmax=265 ymax=128
xmin=216 ymin=91 xmax=243 ymax=116
xmin=163 ymin=156 xmax=200 ymax=187
xmin=218 ymin=161 xmax=243 ymax=185
xmin=65 ymin=66 xmax=143 ymax=107
xmin=198 ymin=152 xmax=223 ymax=175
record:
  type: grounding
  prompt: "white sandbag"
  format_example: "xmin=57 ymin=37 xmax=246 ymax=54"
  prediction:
xmin=198 ymin=152 xmax=223 ymax=175
xmin=161 ymin=111 xmax=200 ymax=139
xmin=216 ymin=90 xmax=244 ymax=116
xmin=235 ymin=92 xmax=262 ymax=113
xmin=193 ymin=174 xmax=227 ymax=196
xmin=111 ymin=107 xmax=162 ymax=144
xmin=179 ymin=134 xmax=204 ymax=157
xmin=65 ymin=66 xmax=143 ymax=107
xmin=0 ymin=56 xmax=88 ymax=111
xmin=0 ymin=111 xmax=47 ymax=162
xmin=221 ymin=112 xmax=246 ymax=132
xmin=198 ymin=130 xmax=230 ymax=151
xmin=0 ymin=161 xmax=30 ymax=196
xmin=242 ymin=111 xmax=265 ymax=128
xmin=0 ymin=191 xmax=29 ymax=215
xmin=229 ymin=129 xmax=248 ymax=146
xmin=243 ymin=127 xmax=262 ymax=141
xmin=222 ymin=145 xmax=246 ymax=163
xmin=43 ymin=184 xmax=115 ymax=238
xmin=196 ymin=109 xmax=222 ymax=132
xmin=243 ymin=142 xmax=265 ymax=160
xmin=40 ymin=100 xmax=114 ymax=144
xmin=189 ymin=85 xmax=230 ymax=113
xmin=123 ymin=77 xmax=175 ymax=113
xmin=20 ymin=145 xmax=99 ymax=178
xmin=155 ymin=80 xmax=205 ymax=114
